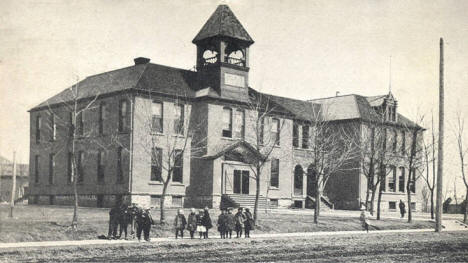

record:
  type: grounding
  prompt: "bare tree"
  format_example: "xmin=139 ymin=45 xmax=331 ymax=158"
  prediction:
xmin=114 ymin=90 xmax=207 ymax=224
xmin=402 ymin=117 xmax=425 ymax=223
xmin=303 ymin=106 xmax=359 ymax=224
xmin=245 ymin=91 xmax=286 ymax=223
xmin=42 ymin=77 xmax=101 ymax=229
xmin=454 ymin=112 xmax=468 ymax=223
xmin=422 ymin=136 xmax=436 ymax=219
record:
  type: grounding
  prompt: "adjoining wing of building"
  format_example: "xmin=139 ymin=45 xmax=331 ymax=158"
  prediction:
xmin=28 ymin=4 xmax=424 ymax=211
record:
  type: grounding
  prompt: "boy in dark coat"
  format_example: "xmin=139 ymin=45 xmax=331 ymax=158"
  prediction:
xmin=118 ymin=204 xmax=132 ymax=239
xmin=234 ymin=207 xmax=246 ymax=238
xmin=187 ymin=208 xmax=197 ymax=239
xmin=226 ymin=208 xmax=235 ymax=239
xmin=244 ymin=208 xmax=254 ymax=238
xmin=201 ymin=207 xmax=213 ymax=239
xmin=136 ymin=208 xmax=154 ymax=242
xmin=107 ymin=205 xmax=119 ymax=239
xmin=174 ymin=209 xmax=187 ymax=239
xmin=217 ymin=209 xmax=228 ymax=238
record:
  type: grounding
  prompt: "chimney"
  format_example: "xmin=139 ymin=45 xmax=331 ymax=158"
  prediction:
xmin=134 ymin=57 xmax=151 ymax=65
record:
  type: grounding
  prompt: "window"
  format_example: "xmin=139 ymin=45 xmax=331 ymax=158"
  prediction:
xmin=388 ymin=166 xmax=396 ymax=192
xmin=67 ymin=152 xmax=72 ymax=183
xmin=172 ymin=150 xmax=183 ymax=183
xmin=151 ymin=102 xmax=163 ymax=133
xmin=411 ymin=202 xmax=416 ymax=211
xmin=150 ymin=195 xmax=161 ymax=207
xmin=269 ymin=199 xmax=279 ymax=207
xmin=77 ymin=111 xmax=84 ymax=136
xmin=117 ymin=147 xmax=123 ymax=183
xmin=50 ymin=113 xmax=56 ymax=141
xmin=174 ymin=104 xmax=184 ymax=135
xmin=234 ymin=109 xmax=245 ymax=139
xmin=302 ymin=125 xmax=309 ymax=149
xmin=380 ymin=165 xmax=386 ymax=192
xmin=392 ymin=130 xmax=397 ymax=152
xmin=270 ymin=158 xmax=279 ymax=188
xmin=401 ymin=131 xmax=406 ymax=155
xmin=222 ymin=107 xmax=232 ymax=138
xmin=398 ymin=167 xmax=405 ymax=193
xmin=271 ymin=118 xmax=280 ymax=146
xmin=151 ymin=147 xmax=162 ymax=182
xmin=410 ymin=168 xmax=416 ymax=193
xmin=77 ymin=151 xmax=84 ymax=183
xmin=389 ymin=201 xmax=396 ymax=210
xmin=49 ymin=153 xmax=55 ymax=185
xmin=292 ymin=123 xmax=299 ymax=148
xmin=36 ymin=115 xmax=42 ymax=144
xmin=99 ymin=103 xmax=106 ymax=135
xmin=119 ymin=100 xmax=129 ymax=132
xmin=34 ymin=155 xmax=39 ymax=183
xmin=172 ymin=196 xmax=183 ymax=207
xmin=97 ymin=151 xmax=105 ymax=183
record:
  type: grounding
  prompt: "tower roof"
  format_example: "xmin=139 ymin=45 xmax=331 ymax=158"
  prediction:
xmin=192 ymin=5 xmax=254 ymax=45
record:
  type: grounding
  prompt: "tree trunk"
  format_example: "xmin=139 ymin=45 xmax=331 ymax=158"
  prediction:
xmin=464 ymin=189 xmax=468 ymax=224
xmin=160 ymin=179 xmax=170 ymax=224
xmin=407 ymin=187 xmax=412 ymax=223
xmin=370 ymin=186 xmax=377 ymax=216
xmin=71 ymin=139 xmax=78 ymax=230
xmin=430 ymin=189 xmax=435 ymax=219
xmin=314 ymin=184 xmax=321 ymax=224
xmin=377 ymin=185 xmax=383 ymax=220
xmin=253 ymin=166 xmax=261 ymax=224
xmin=365 ymin=183 xmax=370 ymax=211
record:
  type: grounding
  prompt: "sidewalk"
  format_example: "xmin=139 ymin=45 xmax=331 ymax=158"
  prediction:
xmin=0 ymin=221 xmax=466 ymax=249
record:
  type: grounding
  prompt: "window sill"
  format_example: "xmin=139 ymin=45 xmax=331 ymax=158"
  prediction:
xmin=171 ymin=182 xmax=184 ymax=186
xmin=269 ymin=186 xmax=279 ymax=190
xmin=172 ymin=134 xmax=185 ymax=138
xmin=148 ymin=181 xmax=163 ymax=185
xmin=150 ymin=132 xmax=164 ymax=136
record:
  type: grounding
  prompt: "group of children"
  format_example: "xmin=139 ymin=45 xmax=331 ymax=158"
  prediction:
xmin=173 ymin=207 xmax=254 ymax=239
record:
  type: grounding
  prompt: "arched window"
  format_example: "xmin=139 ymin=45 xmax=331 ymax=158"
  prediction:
xmin=388 ymin=166 xmax=396 ymax=192
xmin=294 ymin=165 xmax=304 ymax=196
xmin=97 ymin=151 xmax=105 ymax=183
xmin=306 ymin=165 xmax=317 ymax=197
xmin=117 ymin=147 xmax=124 ymax=183
xmin=203 ymin=49 xmax=218 ymax=65
xmin=222 ymin=107 xmax=233 ymax=138
xmin=392 ymin=130 xmax=398 ymax=152
xmin=271 ymin=118 xmax=280 ymax=145
xmin=270 ymin=159 xmax=279 ymax=188
xmin=49 ymin=113 xmax=56 ymax=141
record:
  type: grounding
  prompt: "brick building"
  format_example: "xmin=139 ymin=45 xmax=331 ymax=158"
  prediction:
xmin=28 ymin=5 xmax=423 ymax=210
xmin=0 ymin=156 xmax=29 ymax=203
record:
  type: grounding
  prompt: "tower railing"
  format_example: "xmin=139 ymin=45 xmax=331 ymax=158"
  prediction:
xmin=224 ymin=56 xmax=245 ymax=67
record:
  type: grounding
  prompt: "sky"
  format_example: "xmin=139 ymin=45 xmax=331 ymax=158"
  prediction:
xmin=0 ymin=0 xmax=467 ymax=195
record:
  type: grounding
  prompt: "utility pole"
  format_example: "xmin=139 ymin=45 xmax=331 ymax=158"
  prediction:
xmin=9 ymin=151 xmax=17 ymax=218
xmin=435 ymin=38 xmax=444 ymax=232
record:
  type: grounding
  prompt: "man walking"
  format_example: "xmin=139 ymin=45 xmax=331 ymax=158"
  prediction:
xmin=399 ymin=200 xmax=406 ymax=218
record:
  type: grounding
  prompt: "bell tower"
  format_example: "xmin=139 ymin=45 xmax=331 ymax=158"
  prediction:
xmin=193 ymin=5 xmax=254 ymax=102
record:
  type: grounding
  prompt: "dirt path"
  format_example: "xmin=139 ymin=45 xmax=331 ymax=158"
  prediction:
xmin=1 ymin=220 xmax=466 ymax=249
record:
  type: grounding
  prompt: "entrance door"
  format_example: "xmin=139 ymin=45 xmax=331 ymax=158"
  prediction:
xmin=233 ymin=170 xmax=249 ymax=194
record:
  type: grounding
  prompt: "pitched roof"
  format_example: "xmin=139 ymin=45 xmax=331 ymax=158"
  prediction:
xmin=309 ymin=94 xmax=422 ymax=129
xmin=31 ymin=63 xmax=197 ymax=111
xmin=192 ymin=5 xmax=254 ymax=45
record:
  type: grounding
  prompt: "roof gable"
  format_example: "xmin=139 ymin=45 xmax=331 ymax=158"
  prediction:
xmin=192 ymin=5 xmax=254 ymax=44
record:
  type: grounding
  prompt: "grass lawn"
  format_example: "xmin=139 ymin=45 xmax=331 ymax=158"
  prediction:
xmin=0 ymin=204 xmax=434 ymax=243
xmin=1 ymin=232 xmax=467 ymax=262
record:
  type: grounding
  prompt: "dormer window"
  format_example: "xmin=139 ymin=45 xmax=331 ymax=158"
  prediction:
xmin=386 ymin=105 xmax=397 ymax=122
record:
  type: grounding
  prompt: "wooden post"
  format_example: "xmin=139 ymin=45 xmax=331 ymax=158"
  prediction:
xmin=435 ymin=38 xmax=444 ymax=232
xmin=9 ymin=151 xmax=17 ymax=218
